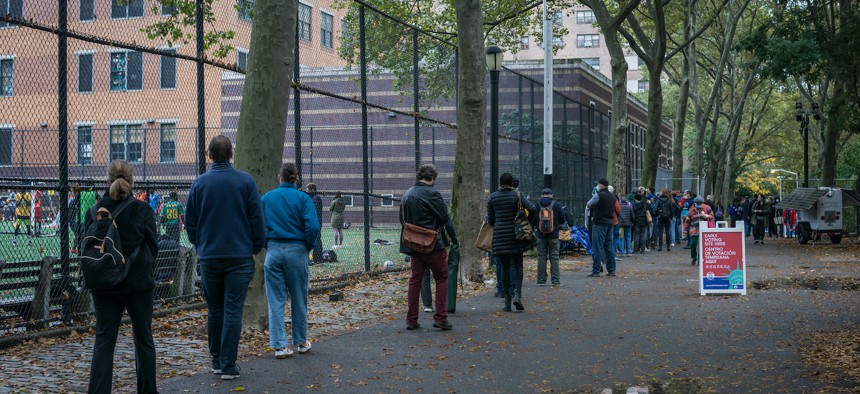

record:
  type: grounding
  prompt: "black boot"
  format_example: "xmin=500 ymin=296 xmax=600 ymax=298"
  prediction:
xmin=513 ymin=289 xmax=524 ymax=311
xmin=503 ymin=295 xmax=512 ymax=312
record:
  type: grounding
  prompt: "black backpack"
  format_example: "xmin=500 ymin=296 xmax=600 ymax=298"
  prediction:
xmin=659 ymin=199 xmax=674 ymax=220
xmin=80 ymin=199 xmax=136 ymax=290
xmin=322 ymin=249 xmax=338 ymax=263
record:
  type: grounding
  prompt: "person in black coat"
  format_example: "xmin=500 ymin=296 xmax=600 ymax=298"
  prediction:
xmin=85 ymin=160 xmax=159 ymax=394
xmin=487 ymin=173 xmax=536 ymax=312
xmin=631 ymin=194 xmax=649 ymax=253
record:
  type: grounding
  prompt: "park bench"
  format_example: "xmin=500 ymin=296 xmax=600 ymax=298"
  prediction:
xmin=0 ymin=247 xmax=198 ymax=326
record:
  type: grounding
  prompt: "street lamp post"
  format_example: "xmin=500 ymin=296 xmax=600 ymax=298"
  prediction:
xmin=486 ymin=45 xmax=503 ymax=193
xmin=770 ymin=169 xmax=799 ymax=197
xmin=795 ymin=102 xmax=820 ymax=188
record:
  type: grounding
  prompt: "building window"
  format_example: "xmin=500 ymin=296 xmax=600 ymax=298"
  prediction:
xmin=576 ymin=10 xmax=595 ymax=24
xmin=237 ymin=49 xmax=248 ymax=72
xmin=553 ymin=36 xmax=564 ymax=48
xmin=0 ymin=58 xmax=13 ymax=97
xmin=551 ymin=12 xmax=563 ymax=26
xmin=321 ymin=12 xmax=333 ymax=48
xmin=110 ymin=51 xmax=143 ymax=91
xmin=519 ymin=36 xmax=529 ymax=50
xmin=78 ymin=53 xmax=93 ymax=93
xmin=342 ymin=195 xmax=354 ymax=207
xmin=0 ymin=0 xmax=23 ymax=28
xmin=0 ymin=127 xmax=11 ymax=165
xmin=109 ymin=124 xmax=143 ymax=162
xmin=160 ymin=123 xmax=176 ymax=163
xmin=638 ymin=80 xmax=649 ymax=93
xmin=582 ymin=57 xmax=600 ymax=71
xmin=237 ymin=0 xmax=253 ymax=21
xmin=298 ymin=3 xmax=312 ymax=41
xmin=161 ymin=1 xmax=176 ymax=16
xmin=381 ymin=194 xmax=394 ymax=207
xmin=576 ymin=34 xmax=600 ymax=48
xmin=80 ymin=0 xmax=95 ymax=21
xmin=111 ymin=0 xmax=144 ymax=19
xmin=77 ymin=125 xmax=93 ymax=165
xmin=161 ymin=49 xmax=176 ymax=89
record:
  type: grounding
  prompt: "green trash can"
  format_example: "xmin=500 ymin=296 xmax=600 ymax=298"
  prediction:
xmin=446 ymin=243 xmax=460 ymax=313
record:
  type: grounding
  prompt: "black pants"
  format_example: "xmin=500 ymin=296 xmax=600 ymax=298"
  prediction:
xmin=497 ymin=254 xmax=524 ymax=300
xmin=754 ymin=216 xmax=766 ymax=241
xmin=655 ymin=219 xmax=672 ymax=249
xmin=633 ymin=225 xmax=648 ymax=252
xmin=89 ymin=289 xmax=157 ymax=394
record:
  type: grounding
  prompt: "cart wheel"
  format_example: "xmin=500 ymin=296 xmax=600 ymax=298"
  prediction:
xmin=797 ymin=222 xmax=811 ymax=245
xmin=830 ymin=234 xmax=842 ymax=244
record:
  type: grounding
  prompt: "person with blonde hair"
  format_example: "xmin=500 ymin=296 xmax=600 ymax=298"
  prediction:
xmin=86 ymin=160 xmax=158 ymax=394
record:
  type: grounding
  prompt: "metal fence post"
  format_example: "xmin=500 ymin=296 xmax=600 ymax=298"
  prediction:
xmin=196 ymin=0 xmax=206 ymax=175
xmin=57 ymin=0 xmax=72 ymax=322
xmin=413 ymin=28 xmax=420 ymax=172
xmin=360 ymin=5 xmax=371 ymax=272
xmin=294 ymin=19 xmax=303 ymax=185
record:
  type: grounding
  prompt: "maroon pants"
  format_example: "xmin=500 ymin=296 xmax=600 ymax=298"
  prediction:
xmin=406 ymin=248 xmax=448 ymax=325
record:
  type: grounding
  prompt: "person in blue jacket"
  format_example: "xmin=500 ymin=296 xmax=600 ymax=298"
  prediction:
xmin=262 ymin=163 xmax=321 ymax=359
xmin=185 ymin=136 xmax=266 ymax=381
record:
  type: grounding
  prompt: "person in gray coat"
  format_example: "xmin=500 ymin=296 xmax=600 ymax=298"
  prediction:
xmin=617 ymin=194 xmax=634 ymax=257
xmin=487 ymin=173 xmax=536 ymax=312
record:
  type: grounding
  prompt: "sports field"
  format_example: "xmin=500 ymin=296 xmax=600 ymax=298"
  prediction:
xmin=0 ymin=220 xmax=406 ymax=277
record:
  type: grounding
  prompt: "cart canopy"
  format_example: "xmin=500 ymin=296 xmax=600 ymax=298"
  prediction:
xmin=775 ymin=187 xmax=860 ymax=210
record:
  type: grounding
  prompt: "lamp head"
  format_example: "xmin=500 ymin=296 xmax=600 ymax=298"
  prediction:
xmin=812 ymin=102 xmax=821 ymax=120
xmin=795 ymin=102 xmax=804 ymax=122
xmin=485 ymin=45 xmax=503 ymax=72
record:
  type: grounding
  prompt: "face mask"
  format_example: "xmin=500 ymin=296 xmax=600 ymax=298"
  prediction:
xmin=696 ymin=204 xmax=703 ymax=209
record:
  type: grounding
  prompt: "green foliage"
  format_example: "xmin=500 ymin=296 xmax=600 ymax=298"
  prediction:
xmin=141 ymin=0 xmax=237 ymax=60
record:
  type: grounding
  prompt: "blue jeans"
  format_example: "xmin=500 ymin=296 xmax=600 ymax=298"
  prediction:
xmin=494 ymin=255 xmax=515 ymax=294
xmin=613 ymin=224 xmax=621 ymax=253
xmin=618 ymin=226 xmax=632 ymax=255
xmin=200 ymin=258 xmax=255 ymax=375
xmin=265 ymin=241 xmax=310 ymax=348
xmin=591 ymin=224 xmax=616 ymax=275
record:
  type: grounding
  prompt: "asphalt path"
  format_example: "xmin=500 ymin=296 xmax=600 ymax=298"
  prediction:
xmin=160 ymin=237 xmax=860 ymax=393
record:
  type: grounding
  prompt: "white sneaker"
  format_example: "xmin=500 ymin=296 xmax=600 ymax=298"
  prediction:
xmin=423 ymin=307 xmax=433 ymax=313
xmin=297 ymin=341 xmax=312 ymax=354
xmin=275 ymin=347 xmax=294 ymax=359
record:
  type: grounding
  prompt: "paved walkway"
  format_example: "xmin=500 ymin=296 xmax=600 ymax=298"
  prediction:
xmin=157 ymin=237 xmax=860 ymax=393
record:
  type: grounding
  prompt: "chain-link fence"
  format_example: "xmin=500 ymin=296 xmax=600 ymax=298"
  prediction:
xmin=0 ymin=0 xmax=662 ymax=340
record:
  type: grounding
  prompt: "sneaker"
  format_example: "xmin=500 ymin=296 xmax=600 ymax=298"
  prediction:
xmin=423 ymin=306 xmax=433 ymax=313
xmin=551 ymin=283 xmax=561 ymax=287
xmin=493 ymin=291 xmax=503 ymax=298
xmin=211 ymin=368 xmax=221 ymax=375
xmin=645 ymin=247 xmax=650 ymax=252
xmin=275 ymin=348 xmax=294 ymax=359
xmin=433 ymin=321 xmax=453 ymax=330
xmin=406 ymin=323 xmax=421 ymax=330
xmin=220 ymin=366 xmax=240 ymax=380
xmin=537 ymin=282 xmax=547 ymax=286
xmin=608 ymin=273 xmax=616 ymax=277
xmin=587 ymin=273 xmax=600 ymax=277
xmin=297 ymin=341 xmax=312 ymax=354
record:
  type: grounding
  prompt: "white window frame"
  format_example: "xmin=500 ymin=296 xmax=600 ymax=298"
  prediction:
xmin=108 ymin=49 xmax=144 ymax=92
xmin=74 ymin=122 xmax=95 ymax=165
xmin=0 ymin=55 xmax=14 ymax=97
xmin=107 ymin=121 xmax=145 ymax=163
xmin=0 ymin=123 xmax=14 ymax=167
xmin=342 ymin=194 xmax=354 ymax=207
xmin=320 ymin=11 xmax=334 ymax=49
xmin=576 ymin=10 xmax=595 ymax=24
xmin=298 ymin=2 xmax=312 ymax=42
xmin=519 ymin=36 xmax=529 ymax=50
xmin=0 ymin=0 xmax=23 ymax=29
xmin=79 ymin=0 xmax=95 ymax=22
xmin=576 ymin=34 xmax=600 ymax=48
xmin=551 ymin=12 xmax=563 ymax=26
xmin=237 ymin=0 xmax=253 ymax=22
xmin=381 ymin=194 xmax=394 ymax=207
xmin=582 ymin=57 xmax=600 ymax=71
xmin=76 ymin=50 xmax=95 ymax=94
xmin=237 ymin=47 xmax=249 ymax=72
xmin=158 ymin=121 xmax=177 ymax=163
xmin=159 ymin=46 xmax=178 ymax=90
xmin=110 ymin=0 xmax=144 ymax=20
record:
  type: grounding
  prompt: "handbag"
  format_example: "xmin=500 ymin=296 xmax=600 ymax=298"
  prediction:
xmin=559 ymin=229 xmax=572 ymax=242
xmin=400 ymin=207 xmax=439 ymax=254
xmin=514 ymin=192 xmax=535 ymax=241
xmin=645 ymin=210 xmax=653 ymax=224
xmin=475 ymin=221 xmax=493 ymax=252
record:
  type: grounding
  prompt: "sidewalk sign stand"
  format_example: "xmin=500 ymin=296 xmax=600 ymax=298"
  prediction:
xmin=699 ymin=220 xmax=747 ymax=296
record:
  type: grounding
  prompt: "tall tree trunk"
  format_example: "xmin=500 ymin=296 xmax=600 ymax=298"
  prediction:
xmin=642 ymin=67 xmax=664 ymax=189
xmin=451 ymin=0 xmax=486 ymax=282
xmin=233 ymin=0 xmax=298 ymax=330
xmin=605 ymin=34 xmax=629 ymax=190
xmin=581 ymin=0 xmax=641 ymax=192
xmin=672 ymin=0 xmax=694 ymax=192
